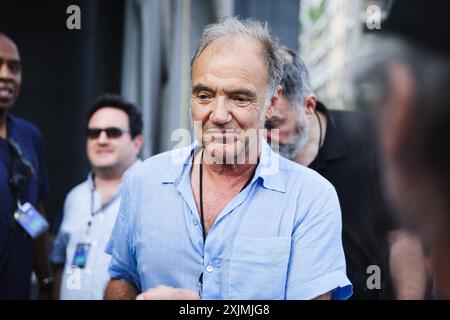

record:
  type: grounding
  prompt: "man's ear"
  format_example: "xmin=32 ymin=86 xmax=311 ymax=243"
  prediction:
xmin=267 ymin=85 xmax=283 ymax=118
xmin=303 ymin=94 xmax=317 ymax=116
xmin=133 ymin=135 xmax=144 ymax=156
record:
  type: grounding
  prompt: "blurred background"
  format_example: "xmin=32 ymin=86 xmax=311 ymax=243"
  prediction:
xmin=0 ymin=0 xmax=391 ymax=229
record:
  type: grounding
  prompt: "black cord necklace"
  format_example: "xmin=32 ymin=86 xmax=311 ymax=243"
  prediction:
xmin=197 ymin=149 xmax=255 ymax=295
xmin=199 ymin=150 xmax=206 ymax=243
xmin=199 ymin=150 xmax=254 ymax=241
xmin=315 ymin=111 xmax=323 ymax=154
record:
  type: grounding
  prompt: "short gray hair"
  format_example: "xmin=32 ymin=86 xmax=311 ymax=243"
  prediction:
xmin=191 ymin=16 xmax=282 ymax=100
xmin=278 ymin=47 xmax=312 ymax=110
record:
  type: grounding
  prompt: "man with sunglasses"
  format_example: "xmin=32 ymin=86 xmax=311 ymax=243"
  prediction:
xmin=51 ymin=94 xmax=143 ymax=299
xmin=0 ymin=33 xmax=52 ymax=299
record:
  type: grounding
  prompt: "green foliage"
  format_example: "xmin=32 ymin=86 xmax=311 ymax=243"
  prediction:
xmin=308 ymin=0 xmax=327 ymax=23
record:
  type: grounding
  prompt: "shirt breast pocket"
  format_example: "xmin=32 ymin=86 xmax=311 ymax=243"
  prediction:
xmin=221 ymin=236 xmax=291 ymax=300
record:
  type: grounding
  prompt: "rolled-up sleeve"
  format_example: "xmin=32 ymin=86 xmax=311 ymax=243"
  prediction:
xmin=286 ymin=186 xmax=352 ymax=300
xmin=105 ymin=173 xmax=141 ymax=291
xmin=50 ymin=195 xmax=71 ymax=265
xmin=50 ymin=229 xmax=69 ymax=265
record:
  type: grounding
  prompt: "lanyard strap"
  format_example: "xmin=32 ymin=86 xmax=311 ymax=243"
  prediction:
xmin=199 ymin=150 xmax=206 ymax=243
xmin=1 ymin=137 xmax=35 ymax=205
xmin=85 ymin=181 xmax=121 ymax=237
xmin=315 ymin=111 xmax=323 ymax=153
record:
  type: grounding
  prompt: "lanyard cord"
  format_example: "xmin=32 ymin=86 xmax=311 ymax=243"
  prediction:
xmin=199 ymin=150 xmax=206 ymax=243
xmin=0 ymin=138 xmax=33 ymax=203
xmin=85 ymin=187 xmax=96 ymax=239
xmin=198 ymin=150 xmax=255 ymax=243
xmin=198 ymin=150 xmax=206 ymax=295
xmin=315 ymin=111 xmax=323 ymax=154
xmin=86 ymin=179 xmax=121 ymax=237
xmin=88 ymin=187 xmax=95 ymax=231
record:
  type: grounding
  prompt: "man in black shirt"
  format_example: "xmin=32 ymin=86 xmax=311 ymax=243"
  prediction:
xmin=265 ymin=47 xmax=426 ymax=299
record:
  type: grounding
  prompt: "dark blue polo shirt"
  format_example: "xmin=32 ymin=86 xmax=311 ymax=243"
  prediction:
xmin=0 ymin=114 xmax=50 ymax=299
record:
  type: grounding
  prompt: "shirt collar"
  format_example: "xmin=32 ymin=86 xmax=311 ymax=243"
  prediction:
xmin=162 ymin=140 xmax=201 ymax=184
xmin=255 ymin=138 xmax=286 ymax=193
xmin=162 ymin=138 xmax=286 ymax=193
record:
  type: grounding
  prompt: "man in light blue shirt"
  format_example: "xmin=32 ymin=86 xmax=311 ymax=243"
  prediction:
xmin=51 ymin=95 xmax=143 ymax=299
xmin=104 ymin=17 xmax=352 ymax=300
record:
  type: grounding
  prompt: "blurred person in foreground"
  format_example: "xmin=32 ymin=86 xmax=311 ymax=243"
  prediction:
xmin=265 ymin=47 xmax=427 ymax=299
xmin=51 ymin=95 xmax=142 ymax=299
xmin=356 ymin=0 xmax=450 ymax=298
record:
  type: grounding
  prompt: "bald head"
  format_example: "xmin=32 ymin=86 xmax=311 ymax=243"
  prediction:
xmin=0 ymin=33 xmax=22 ymax=110
xmin=0 ymin=33 xmax=16 ymax=46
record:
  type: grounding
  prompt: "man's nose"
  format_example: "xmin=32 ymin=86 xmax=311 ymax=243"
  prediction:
xmin=0 ymin=63 xmax=12 ymax=80
xmin=97 ymin=130 xmax=109 ymax=143
xmin=210 ymin=96 xmax=231 ymax=125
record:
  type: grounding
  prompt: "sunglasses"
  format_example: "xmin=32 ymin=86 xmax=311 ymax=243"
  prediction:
xmin=86 ymin=127 xmax=129 ymax=139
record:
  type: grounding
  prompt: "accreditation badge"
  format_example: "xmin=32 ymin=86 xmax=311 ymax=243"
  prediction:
xmin=71 ymin=242 xmax=91 ymax=269
xmin=14 ymin=202 xmax=49 ymax=238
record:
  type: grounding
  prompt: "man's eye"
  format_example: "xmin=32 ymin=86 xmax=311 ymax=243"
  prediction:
xmin=234 ymin=96 xmax=251 ymax=106
xmin=196 ymin=93 xmax=212 ymax=102
xmin=9 ymin=63 xmax=21 ymax=73
xmin=265 ymin=119 xmax=281 ymax=129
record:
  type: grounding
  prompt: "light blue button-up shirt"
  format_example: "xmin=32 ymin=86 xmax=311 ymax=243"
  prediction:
xmin=106 ymin=139 xmax=352 ymax=300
